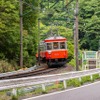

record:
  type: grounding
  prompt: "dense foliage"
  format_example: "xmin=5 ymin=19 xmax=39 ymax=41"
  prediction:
xmin=79 ymin=0 xmax=100 ymax=50
xmin=0 ymin=0 xmax=39 ymax=70
xmin=40 ymin=0 xmax=100 ymax=51
xmin=22 ymin=0 xmax=39 ymax=67
xmin=0 ymin=0 xmax=20 ymax=65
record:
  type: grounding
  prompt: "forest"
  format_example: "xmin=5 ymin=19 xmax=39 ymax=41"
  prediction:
xmin=0 ymin=0 xmax=100 ymax=72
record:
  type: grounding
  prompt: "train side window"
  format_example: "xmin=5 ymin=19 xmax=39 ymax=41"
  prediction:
xmin=60 ymin=42 xmax=65 ymax=49
xmin=53 ymin=42 xmax=59 ymax=49
xmin=47 ymin=43 xmax=52 ymax=50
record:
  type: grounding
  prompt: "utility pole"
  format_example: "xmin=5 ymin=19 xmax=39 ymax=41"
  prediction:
xmin=19 ymin=0 xmax=23 ymax=68
xmin=74 ymin=0 xmax=79 ymax=71
xmin=38 ymin=19 xmax=40 ymax=66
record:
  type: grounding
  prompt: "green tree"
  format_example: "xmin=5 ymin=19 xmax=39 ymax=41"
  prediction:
xmin=0 ymin=0 xmax=20 ymax=63
xmin=0 ymin=0 xmax=40 ymax=68
xmin=79 ymin=0 xmax=100 ymax=50
xmin=22 ymin=0 xmax=40 ymax=67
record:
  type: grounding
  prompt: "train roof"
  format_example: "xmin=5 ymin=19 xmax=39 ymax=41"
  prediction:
xmin=44 ymin=36 xmax=67 ymax=42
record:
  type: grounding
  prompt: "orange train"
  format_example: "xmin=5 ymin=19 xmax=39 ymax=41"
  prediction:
xmin=36 ymin=35 xmax=68 ymax=67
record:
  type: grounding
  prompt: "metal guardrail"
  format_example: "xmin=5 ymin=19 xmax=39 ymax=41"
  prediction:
xmin=0 ymin=68 xmax=100 ymax=91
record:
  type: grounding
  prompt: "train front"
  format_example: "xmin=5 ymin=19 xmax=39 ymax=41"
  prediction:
xmin=44 ymin=36 xmax=68 ymax=67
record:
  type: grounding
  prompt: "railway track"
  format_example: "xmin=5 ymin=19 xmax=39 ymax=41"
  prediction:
xmin=0 ymin=63 xmax=74 ymax=80
xmin=0 ymin=65 xmax=58 ymax=80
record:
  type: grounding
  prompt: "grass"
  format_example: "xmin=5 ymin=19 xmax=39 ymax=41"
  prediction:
xmin=67 ymin=78 xmax=81 ymax=87
xmin=0 ymin=90 xmax=11 ymax=100
xmin=46 ymin=82 xmax=64 ymax=92
xmin=81 ymin=76 xmax=91 ymax=85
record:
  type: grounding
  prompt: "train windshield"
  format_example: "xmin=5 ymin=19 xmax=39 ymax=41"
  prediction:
xmin=47 ymin=43 xmax=52 ymax=50
xmin=60 ymin=42 xmax=66 ymax=49
xmin=53 ymin=42 xmax=59 ymax=49
xmin=47 ymin=42 xmax=66 ymax=50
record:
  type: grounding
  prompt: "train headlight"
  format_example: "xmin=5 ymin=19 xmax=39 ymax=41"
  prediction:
xmin=48 ymin=51 xmax=52 ymax=54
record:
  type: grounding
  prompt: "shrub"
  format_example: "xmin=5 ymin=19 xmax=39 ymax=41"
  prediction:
xmin=0 ymin=60 xmax=15 ymax=73
xmin=93 ymin=74 xmax=100 ymax=80
xmin=68 ymin=59 xmax=76 ymax=67
xmin=67 ymin=41 xmax=74 ymax=62
xmin=11 ymin=95 xmax=18 ymax=100
xmin=81 ymin=76 xmax=91 ymax=85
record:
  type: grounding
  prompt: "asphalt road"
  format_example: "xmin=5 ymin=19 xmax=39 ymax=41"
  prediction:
xmin=23 ymin=81 xmax=100 ymax=100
